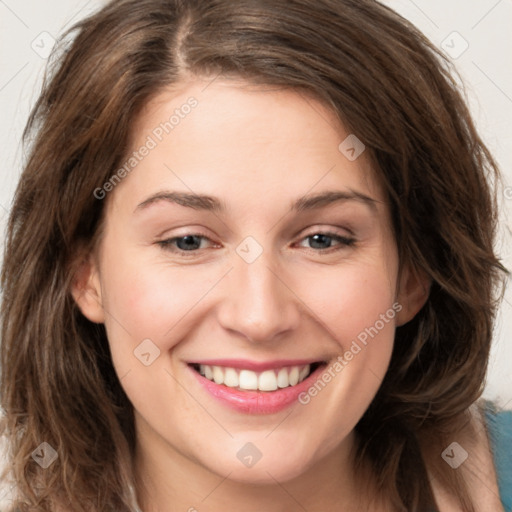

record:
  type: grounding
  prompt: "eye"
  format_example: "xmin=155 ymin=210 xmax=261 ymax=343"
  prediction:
xmin=297 ymin=231 xmax=356 ymax=252
xmin=156 ymin=230 xmax=356 ymax=257
xmin=157 ymin=234 xmax=214 ymax=254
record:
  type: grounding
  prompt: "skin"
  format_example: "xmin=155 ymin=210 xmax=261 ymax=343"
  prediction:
xmin=73 ymin=78 xmax=433 ymax=511
xmin=425 ymin=403 xmax=505 ymax=512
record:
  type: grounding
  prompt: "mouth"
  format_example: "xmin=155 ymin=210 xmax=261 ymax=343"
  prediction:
xmin=188 ymin=361 xmax=324 ymax=392
xmin=187 ymin=360 xmax=328 ymax=414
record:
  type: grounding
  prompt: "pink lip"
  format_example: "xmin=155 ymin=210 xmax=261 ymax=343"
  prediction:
xmin=187 ymin=358 xmax=319 ymax=372
xmin=188 ymin=362 xmax=326 ymax=415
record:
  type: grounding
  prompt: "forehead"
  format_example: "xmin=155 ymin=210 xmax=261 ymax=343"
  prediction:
xmin=109 ymin=79 xmax=385 ymax=215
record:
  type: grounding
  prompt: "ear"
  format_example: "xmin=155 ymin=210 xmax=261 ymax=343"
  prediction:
xmin=395 ymin=263 xmax=431 ymax=327
xmin=70 ymin=252 xmax=105 ymax=324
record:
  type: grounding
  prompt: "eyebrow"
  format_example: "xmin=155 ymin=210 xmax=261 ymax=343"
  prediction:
xmin=134 ymin=189 xmax=380 ymax=214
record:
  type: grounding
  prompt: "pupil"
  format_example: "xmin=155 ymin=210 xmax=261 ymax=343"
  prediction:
xmin=310 ymin=234 xmax=331 ymax=249
xmin=177 ymin=235 xmax=200 ymax=251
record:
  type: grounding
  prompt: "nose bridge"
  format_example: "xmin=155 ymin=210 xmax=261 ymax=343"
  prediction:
xmin=218 ymin=238 xmax=299 ymax=343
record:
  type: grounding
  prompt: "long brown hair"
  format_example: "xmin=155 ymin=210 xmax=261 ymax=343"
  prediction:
xmin=1 ymin=0 xmax=508 ymax=510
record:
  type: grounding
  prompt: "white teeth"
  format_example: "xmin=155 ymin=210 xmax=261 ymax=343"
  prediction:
xmin=196 ymin=363 xmax=312 ymax=391
xmin=239 ymin=370 xmax=259 ymax=390
xmin=288 ymin=367 xmax=299 ymax=386
xmin=299 ymin=366 xmax=309 ymax=382
xmin=277 ymin=367 xmax=289 ymax=388
xmin=213 ymin=366 xmax=224 ymax=384
xmin=258 ymin=370 xmax=278 ymax=391
xmin=224 ymin=367 xmax=239 ymax=388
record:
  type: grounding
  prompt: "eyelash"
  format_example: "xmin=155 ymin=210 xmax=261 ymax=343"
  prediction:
xmin=156 ymin=231 xmax=356 ymax=257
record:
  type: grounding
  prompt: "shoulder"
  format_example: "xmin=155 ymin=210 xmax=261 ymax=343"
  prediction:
xmin=428 ymin=399 xmax=510 ymax=512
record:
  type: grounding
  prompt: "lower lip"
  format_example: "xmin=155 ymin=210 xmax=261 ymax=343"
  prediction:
xmin=189 ymin=364 xmax=326 ymax=414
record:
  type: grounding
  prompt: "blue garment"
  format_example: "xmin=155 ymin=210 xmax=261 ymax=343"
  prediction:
xmin=483 ymin=400 xmax=512 ymax=511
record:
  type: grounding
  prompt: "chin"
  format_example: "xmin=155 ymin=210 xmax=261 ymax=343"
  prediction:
xmin=202 ymin=450 xmax=313 ymax=485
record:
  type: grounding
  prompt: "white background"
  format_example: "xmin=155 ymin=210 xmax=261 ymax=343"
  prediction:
xmin=0 ymin=0 xmax=511 ymax=407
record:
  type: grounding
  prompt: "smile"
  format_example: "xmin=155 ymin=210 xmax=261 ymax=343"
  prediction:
xmin=187 ymin=360 xmax=327 ymax=414
xmin=192 ymin=363 xmax=318 ymax=391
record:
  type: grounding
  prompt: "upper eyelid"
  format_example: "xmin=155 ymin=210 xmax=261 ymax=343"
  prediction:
xmin=158 ymin=222 xmax=356 ymax=240
xmin=162 ymin=228 xmax=354 ymax=240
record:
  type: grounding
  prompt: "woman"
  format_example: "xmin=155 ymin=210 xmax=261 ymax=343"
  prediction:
xmin=1 ymin=0 xmax=510 ymax=510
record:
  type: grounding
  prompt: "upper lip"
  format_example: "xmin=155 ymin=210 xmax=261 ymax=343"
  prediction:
xmin=187 ymin=358 xmax=325 ymax=372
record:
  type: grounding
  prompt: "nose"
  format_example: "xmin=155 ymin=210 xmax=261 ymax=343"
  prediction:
xmin=216 ymin=245 xmax=301 ymax=344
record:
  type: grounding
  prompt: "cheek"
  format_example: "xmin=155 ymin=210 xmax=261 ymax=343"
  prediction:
xmin=296 ymin=258 xmax=398 ymax=351
xmin=99 ymin=249 xmax=221 ymax=355
xmin=97 ymin=254 xmax=213 ymax=408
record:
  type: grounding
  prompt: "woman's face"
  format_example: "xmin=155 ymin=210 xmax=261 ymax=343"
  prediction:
xmin=74 ymin=79 xmax=428 ymax=485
